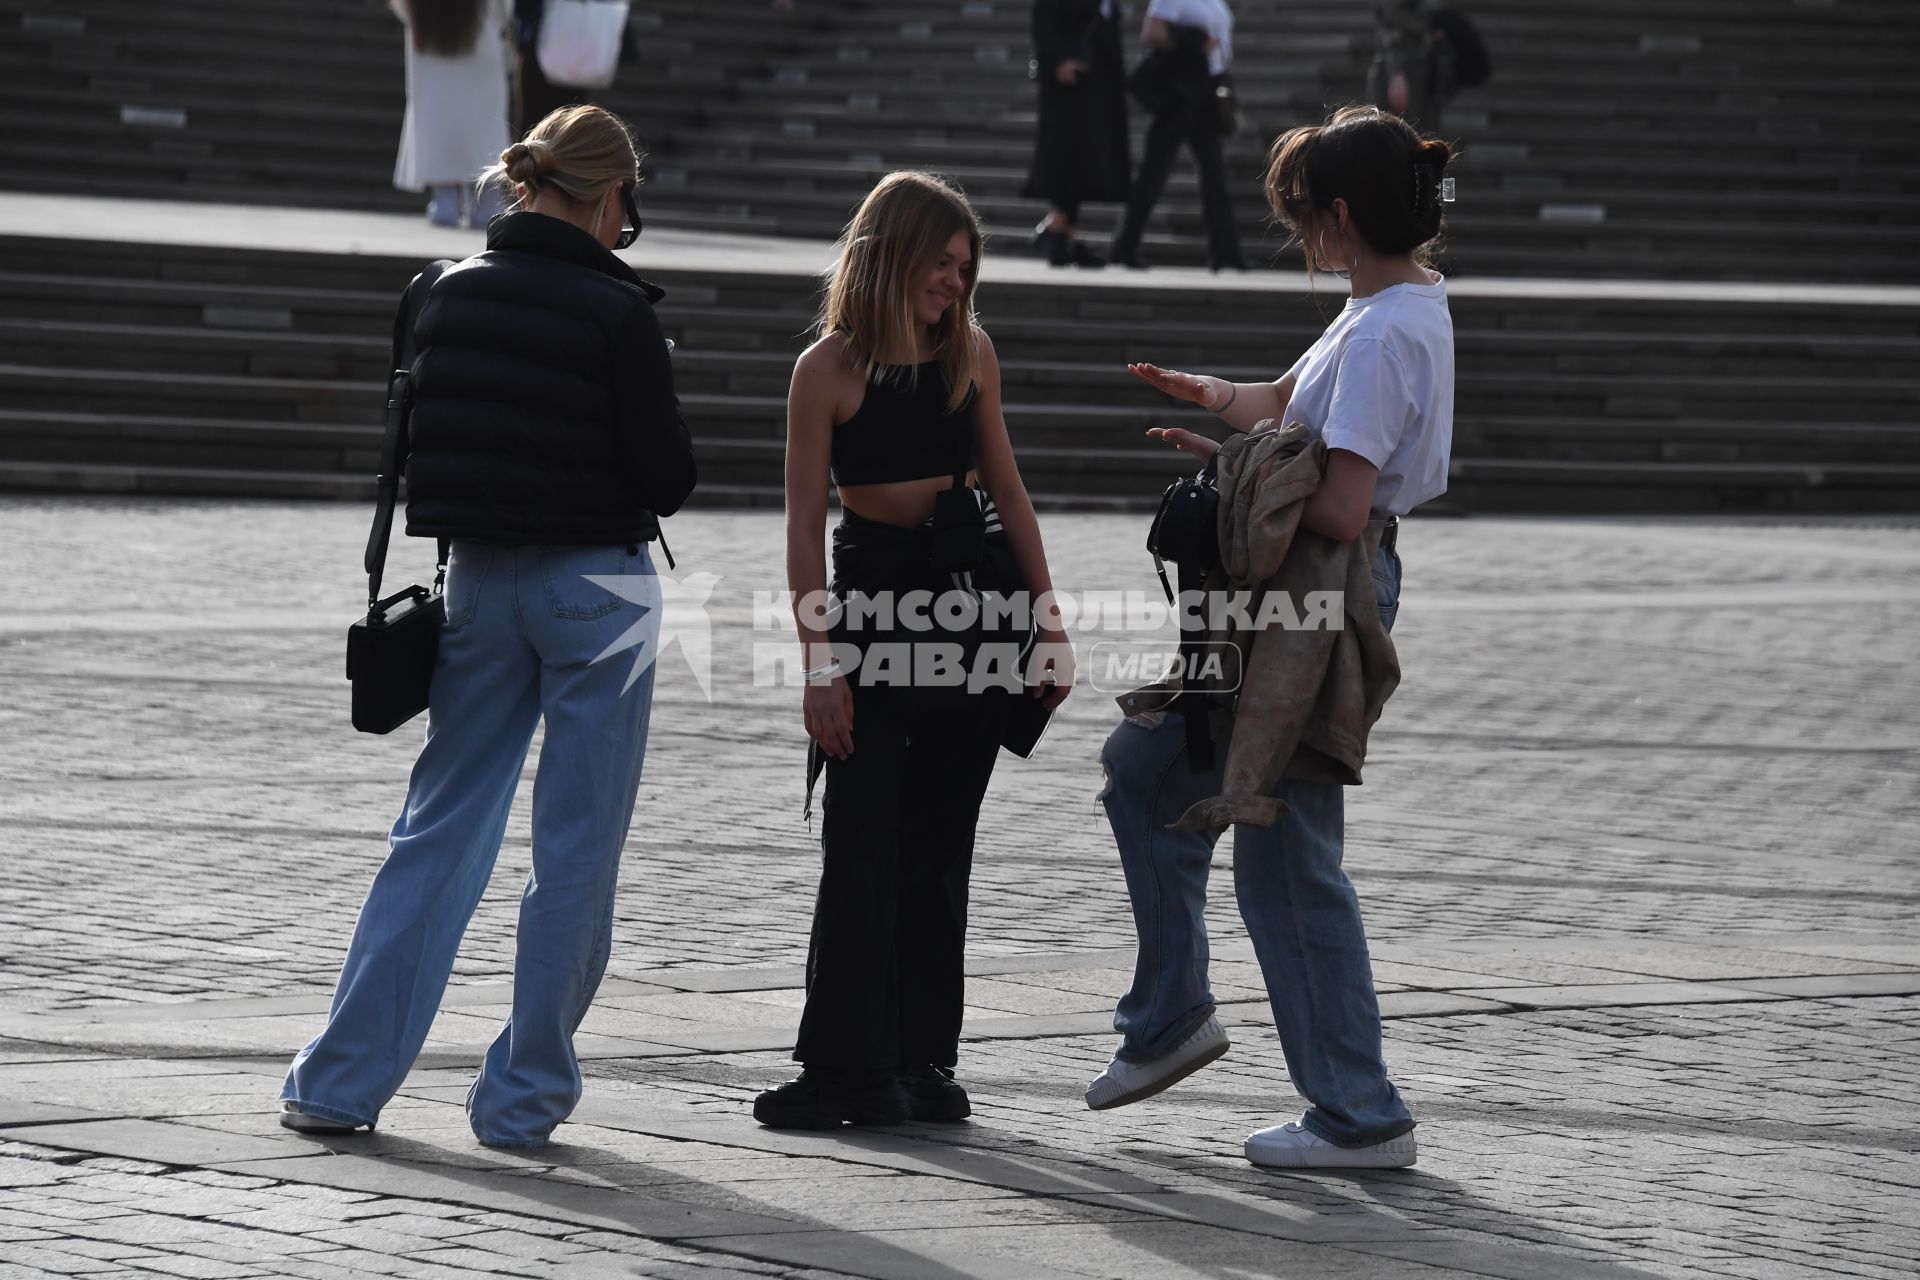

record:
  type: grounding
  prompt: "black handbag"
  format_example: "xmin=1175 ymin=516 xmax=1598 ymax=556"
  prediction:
xmin=1145 ymin=452 xmax=1221 ymax=604
xmin=346 ymin=260 xmax=453 ymax=735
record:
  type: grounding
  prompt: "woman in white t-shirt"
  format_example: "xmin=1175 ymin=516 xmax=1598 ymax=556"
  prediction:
xmin=1086 ymin=106 xmax=1454 ymax=1170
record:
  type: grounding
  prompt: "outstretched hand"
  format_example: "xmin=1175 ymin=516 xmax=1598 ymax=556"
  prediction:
xmin=1145 ymin=427 xmax=1222 ymax=460
xmin=1128 ymin=362 xmax=1218 ymax=408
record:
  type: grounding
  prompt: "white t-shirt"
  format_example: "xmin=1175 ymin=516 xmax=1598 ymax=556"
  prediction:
xmin=1148 ymin=0 xmax=1233 ymax=75
xmin=1281 ymin=275 xmax=1454 ymax=516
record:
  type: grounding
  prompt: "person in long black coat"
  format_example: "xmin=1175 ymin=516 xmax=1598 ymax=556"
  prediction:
xmin=1022 ymin=0 xmax=1131 ymax=268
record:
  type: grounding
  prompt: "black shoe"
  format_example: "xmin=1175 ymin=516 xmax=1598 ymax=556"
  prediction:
xmin=1032 ymin=226 xmax=1073 ymax=268
xmin=1108 ymin=249 xmax=1148 ymax=270
xmin=752 ymin=1070 xmax=910 ymax=1130
xmin=1209 ymin=258 xmax=1249 ymax=273
xmin=1070 ymin=240 xmax=1107 ymax=269
xmin=899 ymin=1064 xmax=971 ymax=1122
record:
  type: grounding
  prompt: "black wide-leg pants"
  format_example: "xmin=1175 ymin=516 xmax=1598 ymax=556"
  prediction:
xmin=795 ymin=683 xmax=1005 ymax=1073
xmin=1110 ymin=101 xmax=1242 ymax=268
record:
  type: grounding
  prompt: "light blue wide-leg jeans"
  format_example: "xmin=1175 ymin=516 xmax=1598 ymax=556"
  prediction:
xmin=1098 ymin=542 xmax=1414 ymax=1148
xmin=283 ymin=541 xmax=659 ymax=1147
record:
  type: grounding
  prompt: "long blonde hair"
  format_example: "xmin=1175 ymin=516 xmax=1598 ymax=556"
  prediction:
xmin=479 ymin=105 xmax=640 ymax=211
xmin=816 ymin=171 xmax=981 ymax=413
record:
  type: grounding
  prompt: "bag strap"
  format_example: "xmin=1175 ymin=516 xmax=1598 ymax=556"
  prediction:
xmin=365 ymin=259 xmax=454 ymax=613
xmin=1174 ymin=557 xmax=1215 ymax=772
xmin=949 ymin=380 xmax=980 ymax=491
xmin=1166 ymin=453 xmax=1220 ymax=769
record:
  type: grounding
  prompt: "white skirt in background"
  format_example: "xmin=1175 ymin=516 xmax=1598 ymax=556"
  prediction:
xmin=393 ymin=0 xmax=511 ymax=192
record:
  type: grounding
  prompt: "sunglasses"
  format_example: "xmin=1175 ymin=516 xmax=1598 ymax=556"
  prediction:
xmin=614 ymin=184 xmax=643 ymax=250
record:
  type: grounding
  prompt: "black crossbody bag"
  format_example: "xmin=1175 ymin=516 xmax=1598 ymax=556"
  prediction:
xmin=1145 ymin=452 xmax=1220 ymax=605
xmin=346 ymin=260 xmax=454 ymax=735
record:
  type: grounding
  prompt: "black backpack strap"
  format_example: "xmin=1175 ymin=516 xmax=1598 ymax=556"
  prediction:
xmin=365 ymin=259 xmax=454 ymax=612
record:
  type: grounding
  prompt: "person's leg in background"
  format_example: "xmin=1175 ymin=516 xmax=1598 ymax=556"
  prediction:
xmin=1035 ymin=196 xmax=1080 ymax=267
xmin=1109 ymin=104 xmax=1187 ymax=268
xmin=283 ymin=543 xmax=541 ymax=1130
xmin=425 ymin=185 xmax=462 ymax=227
xmin=466 ymin=544 xmax=660 ymax=1147
xmin=1185 ymin=111 xmax=1244 ymax=270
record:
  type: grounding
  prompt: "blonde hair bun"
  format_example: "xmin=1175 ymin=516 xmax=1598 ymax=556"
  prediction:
xmin=481 ymin=106 xmax=641 ymax=211
xmin=501 ymin=139 xmax=555 ymax=186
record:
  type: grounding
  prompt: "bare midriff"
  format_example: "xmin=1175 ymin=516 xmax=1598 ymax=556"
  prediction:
xmin=836 ymin=470 xmax=982 ymax=529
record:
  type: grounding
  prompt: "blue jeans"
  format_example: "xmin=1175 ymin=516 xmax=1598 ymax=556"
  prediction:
xmin=283 ymin=541 xmax=660 ymax=1147
xmin=1097 ymin=542 xmax=1413 ymax=1148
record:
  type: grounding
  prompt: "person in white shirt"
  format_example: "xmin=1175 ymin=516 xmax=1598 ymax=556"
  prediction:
xmin=1087 ymin=106 xmax=1455 ymax=1170
xmin=1108 ymin=0 xmax=1242 ymax=270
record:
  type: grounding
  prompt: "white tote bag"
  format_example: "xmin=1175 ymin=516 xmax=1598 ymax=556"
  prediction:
xmin=536 ymin=0 xmax=631 ymax=90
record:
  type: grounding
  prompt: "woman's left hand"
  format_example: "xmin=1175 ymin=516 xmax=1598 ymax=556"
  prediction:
xmin=1145 ymin=426 xmax=1222 ymax=460
xmin=1031 ymin=628 xmax=1075 ymax=710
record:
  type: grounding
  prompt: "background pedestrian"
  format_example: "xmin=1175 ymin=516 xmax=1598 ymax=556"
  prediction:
xmin=393 ymin=0 xmax=513 ymax=227
xmin=1108 ymin=0 xmax=1243 ymax=271
xmin=1023 ymin=0 xmax=1132 ymax=268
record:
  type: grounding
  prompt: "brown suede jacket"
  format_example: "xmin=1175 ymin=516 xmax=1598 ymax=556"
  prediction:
xmin=1115 ymin=424 xmax=1401 ymax=833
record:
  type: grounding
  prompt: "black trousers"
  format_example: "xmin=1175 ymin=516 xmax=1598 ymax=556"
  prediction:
xmin=795 ymin=683 xmax=1005 ymax=1072
xmin=1110 ymin=102 xmax=1242 ymax=267
xmin=515 ymin=49 xmax=588 ymax=137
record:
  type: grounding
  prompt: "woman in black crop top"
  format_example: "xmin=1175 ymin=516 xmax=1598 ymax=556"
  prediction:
xmin=754 ymin=172 xmax=1072 ymax=1130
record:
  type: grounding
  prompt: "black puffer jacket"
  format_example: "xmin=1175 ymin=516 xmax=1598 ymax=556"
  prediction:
xmin=403 ymin=212 xmax=696 ymax=545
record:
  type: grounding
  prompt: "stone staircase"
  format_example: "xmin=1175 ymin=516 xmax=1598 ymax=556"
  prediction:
xmin=3 ymin=0 xmax=1918 ymax=513
xmin=4 ymin=0 xmax=1917 ymax=281
xmin=3 ymin=234 xmax=1914 ymax=513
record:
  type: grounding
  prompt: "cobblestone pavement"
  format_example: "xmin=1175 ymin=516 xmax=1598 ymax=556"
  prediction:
xmin=1 ymin=498 xmax=1916 ymax=1279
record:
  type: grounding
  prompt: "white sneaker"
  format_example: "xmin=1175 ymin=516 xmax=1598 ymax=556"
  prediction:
xmin=278 ymin=1103 xmax=368 ymax=1135
xmin=1085 ymin=1015 xmax=1229 ymax=1110
xmin=1245 ymin=1117 xmax=1416 ymax=1169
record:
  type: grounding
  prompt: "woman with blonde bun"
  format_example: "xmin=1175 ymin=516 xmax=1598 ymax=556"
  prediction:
xmin=282 ymin=105 xmax=696 ymax=1150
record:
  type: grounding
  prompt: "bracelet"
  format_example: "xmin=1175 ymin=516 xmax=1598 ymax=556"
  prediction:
xmin=802 ymin=658 xmax=842 ymax=683
xmin=1210 ymin=380 xmax=1238 ymax=412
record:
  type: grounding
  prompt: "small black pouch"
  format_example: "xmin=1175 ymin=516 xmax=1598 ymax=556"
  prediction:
xmin=1145 ymin=453 xmax=1221 ymax=603
xmin=928 ymin=485 xmax=988 ymax=571
xmin=928 ymin=430 xmax=986 ymax=571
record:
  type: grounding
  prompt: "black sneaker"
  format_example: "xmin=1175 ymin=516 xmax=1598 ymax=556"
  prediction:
xmin=1031 ymin=226 xmax=1073 ymax=268
xmin=899 ymin=1064 xmax=971 ymax=1122
xmin=1070 ymin=240 xmax=1108 ymax=270
xmin=752 ymin=1070 xmax=910 ymax=1130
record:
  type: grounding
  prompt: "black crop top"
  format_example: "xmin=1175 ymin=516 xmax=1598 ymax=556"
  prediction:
xmin=830 ymin=362 xmax=978 ymax=487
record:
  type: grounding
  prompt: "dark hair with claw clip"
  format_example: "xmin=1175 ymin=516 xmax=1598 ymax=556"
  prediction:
xmin=1264 ymin=105 xmax=1454 ymax=274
